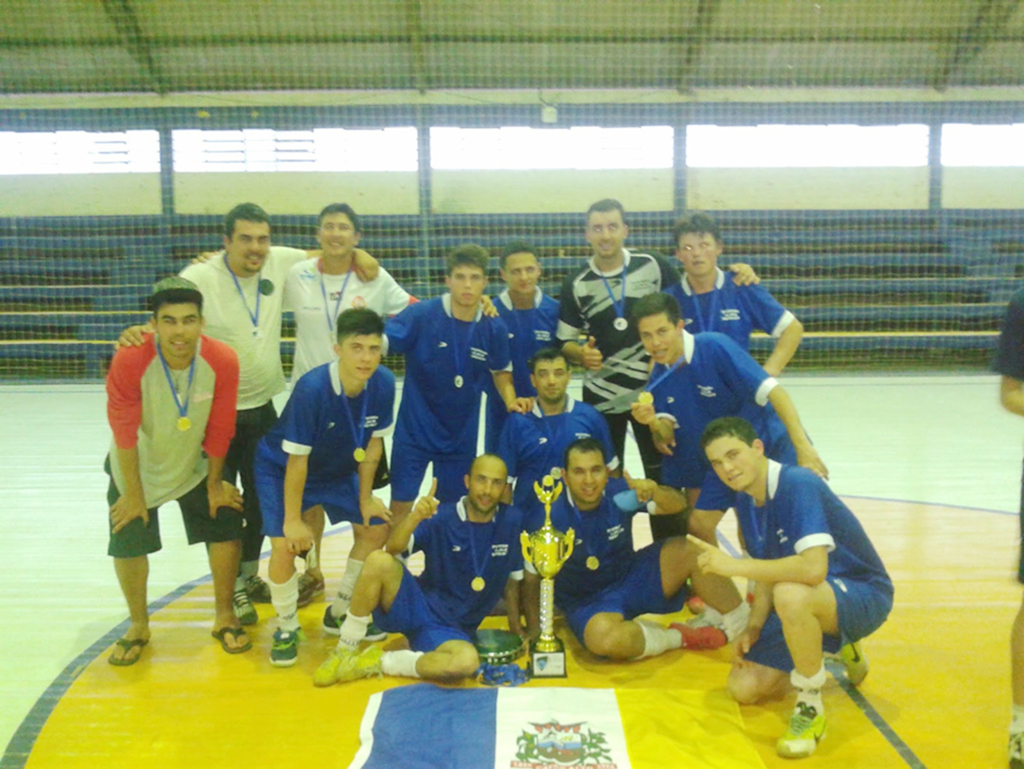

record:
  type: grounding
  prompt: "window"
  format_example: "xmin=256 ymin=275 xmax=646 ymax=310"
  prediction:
xmin=686 ymin=124 xmax=929 ymax=168
xmin=0 ymin=130 xmax=160 ymax=175
xmin=430 ymin=126 xmax=674 ymax=170
xmin=172 ymin=127 xmax=418 ymax=172
xmin=941 ymin=124 xmax=1024 ymax=166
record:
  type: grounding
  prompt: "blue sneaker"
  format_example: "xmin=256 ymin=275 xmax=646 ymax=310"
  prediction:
xmin=322 ymin=605 xmax=386 ymax=641
xmin=270 ymin=628 xmax=303 ymax=668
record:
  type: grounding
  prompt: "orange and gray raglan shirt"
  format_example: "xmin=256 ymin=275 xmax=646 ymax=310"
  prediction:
xmin=106 ymin=334 xmax=239 ymax=508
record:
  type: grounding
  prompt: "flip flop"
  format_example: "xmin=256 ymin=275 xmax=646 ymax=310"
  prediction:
xmin=108 ymin=637 xmax=149 ymax=666
xmin=212 ymin=626 xmax=252 ymax=654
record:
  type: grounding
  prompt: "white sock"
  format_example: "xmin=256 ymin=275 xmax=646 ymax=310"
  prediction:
xmin=791 ymin=665 xmax=827 ymax=715
xmin=270 ymin=572 xmax=300 ymax=632
xmin=338 ymin=611 xmax=371 ymax=650
xmin=381 ymin=650 xmax=423 ymax=678
xmin=721 ymin=602 xmax=751 ymax=642
xmin=1012 ymin=703 xmax=1024 ymax=734
xmin=331 ymin=558 xmax=365 ymax=615
xmin=635 ymin=620 xmax=682 ymax=659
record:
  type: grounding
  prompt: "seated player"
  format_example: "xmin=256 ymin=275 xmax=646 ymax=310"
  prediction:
xmin=698 ymin=417 xmax=893 ymax=759
xmin=484 ymin=241 xmax=560 ymax=452
xmin=630 ymin=292 xmax=826 ymax=549
xmin=496 ymin=346 xmax=618 ymax=515
xmin=521 ymin=438 xmax=749 ymax=661
xmin=105 ymin=277 xmax=248 ymax=664
xmin=666 ymin=212 xmax=803 ymax=377
xmin=313 ymin=455 xmax=524 ymax=686
xmin=386 ymin=244 xmax=530 ymax=516
xmin=253 ymin=308 xmax=395 ymax=667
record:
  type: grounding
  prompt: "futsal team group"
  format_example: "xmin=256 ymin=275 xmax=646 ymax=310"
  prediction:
xmin=104 ymin=198 xmax=903 ymax=759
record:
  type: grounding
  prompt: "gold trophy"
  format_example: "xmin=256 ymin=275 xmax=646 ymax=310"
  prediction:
xmin=520 ymin=475 xmax=575 ymax=678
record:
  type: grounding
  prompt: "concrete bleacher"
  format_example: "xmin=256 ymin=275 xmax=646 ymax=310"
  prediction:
xmin=1 ymin=210 xmax=1020 ymax=379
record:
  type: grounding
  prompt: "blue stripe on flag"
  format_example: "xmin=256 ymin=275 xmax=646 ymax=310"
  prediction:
xmin=350 ymin=685 xmax=498 ymax=769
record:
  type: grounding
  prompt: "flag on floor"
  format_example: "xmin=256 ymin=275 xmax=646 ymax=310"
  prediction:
xmin=348 ymin=684 xmax=766 ymax=769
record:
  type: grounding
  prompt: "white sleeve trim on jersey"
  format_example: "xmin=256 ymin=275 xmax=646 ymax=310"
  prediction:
xmin=755 ymin=377 xmax=779 ymax=406
xmin=606 ymin=455 xmax=621 ymax=472
xmin=770 ymin=311 xmax=797 ymax=338
xmin=794 ymin=532 xmax=836 ymax=554
xmin=507 ymin=475 xmax=518 ymax=485
xmin=282 ymin=439 xmax=313 ymax=456
xmin=556 ymin=319 xmax=582 ymax=343
xmin=524 ymin=560 xmax=538 ymax=575
xmin=656 ymin=412 xmax=678 ymax=427
xmin=381 ymin=334 xmax=390 ymax=356
xmin=509 ymin=569 xmax=525 ymax=582
xmin=371 ymin=424 xmax=395 ymax=439
xmin=490 ymin=362 xmax=514 ymax=373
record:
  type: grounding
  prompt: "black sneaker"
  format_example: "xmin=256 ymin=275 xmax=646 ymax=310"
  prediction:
xmin=244 ymin=574 xmax=272 ymax=604
xmin=323 ymin=605 xmax=386 ymax=641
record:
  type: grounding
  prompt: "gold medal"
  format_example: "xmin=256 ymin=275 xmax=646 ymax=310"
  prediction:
xmin=354 ymin=447 xmax=367 ymax=462
xmin=176 ymin=416 xmax=191 ymax=431
xmin=586 ymin=556 xmax=599 ymax=570
xmin=471 ymin=576 xmax=485 ymax=592
xmin=637 ymin=391 xmax=654 ymax=405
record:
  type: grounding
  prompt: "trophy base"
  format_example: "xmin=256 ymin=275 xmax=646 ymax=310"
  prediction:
xmin=529 ymin=637 xmax=567 ymax=678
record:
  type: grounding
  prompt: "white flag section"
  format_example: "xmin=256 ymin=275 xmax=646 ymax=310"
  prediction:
xmin=348 ymin=684 xmax=766 ymax=769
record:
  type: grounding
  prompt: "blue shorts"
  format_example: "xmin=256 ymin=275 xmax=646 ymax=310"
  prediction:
xmin=373 ymin=568 xmax=472 ymax=652
xmin=744 ymin=576 xmax=893 ymax=673
xmin=253 ymin=453 xmax=361 ymax=537
xmin=390 ymin=439 xmax=473 ymax=504
xmin=561 ymin=542 xmax=688 ymax=642
xmin=694 ymin=434 xmax=797 ymax=513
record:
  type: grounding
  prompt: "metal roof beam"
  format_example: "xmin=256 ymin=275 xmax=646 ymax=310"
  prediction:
xmin=100 ymin=0 xmax=165 ymax=94
xmin=934 ymin=0 xmax=1022 ymax=90
xmin=678 ymin=0 xmax=720 ymax=93
xmin=407 ymin=0 xmax=427 ymax=93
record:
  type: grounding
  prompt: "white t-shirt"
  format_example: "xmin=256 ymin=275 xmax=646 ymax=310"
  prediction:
xmin=284 ymin=259 xmax=412 ymax=383
xmin=181 ymin=246 xmax=309 ymax=410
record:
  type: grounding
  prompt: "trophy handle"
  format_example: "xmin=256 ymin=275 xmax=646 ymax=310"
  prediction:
xmin=561 ymin=527 xmax=575 ymax=562
xmin=520 ymin=531 xmax=533 ymax=563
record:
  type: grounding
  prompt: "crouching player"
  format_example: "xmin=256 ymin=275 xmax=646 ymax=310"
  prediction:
xmin=253 ymin=308 xmax=395 ymax=667
xmin=697 ymin=417 xmax=893 ymax=759
xmin=522 ymin=437 xmax=750 ymax=662
xmin=313 ymin=455 xmax=524 ymax=686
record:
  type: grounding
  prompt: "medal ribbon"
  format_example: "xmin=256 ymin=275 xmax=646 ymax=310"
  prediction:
xmin=449 ymin=310 xmax=480 ymax=385
xmin=319 ymin=260 xmax=354 ymax=332
xmin=156 ymin=340 xmax=196 ymax=424
xmin=598 ymin=267 xmax=627 ymax=324
xmin=223 ymin=254 xmax=261 ymax=332
xmin=566 ymin=495 xmax=601 ymax=566
xmin=690 ymin=286 xmax=721 ymax=334
xmin=339 ymin=386 xmax=369 ymax=456
xmin=645 ymin=355 xmax=686 ymax=394
xmin=466 ymin=514 xmax=495 ymax=584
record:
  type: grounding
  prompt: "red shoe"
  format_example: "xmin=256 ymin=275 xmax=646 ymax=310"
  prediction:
xmin=686 ymin=596 xmax=706 ymax=614
xmin=669 ymin=623 xmax=728 ymax=650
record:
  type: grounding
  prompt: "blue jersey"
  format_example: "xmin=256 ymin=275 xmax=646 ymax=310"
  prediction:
xmin=256 ymin=361 xmax=395 ymax=482
xmin=650 ymin=330 xmax=788 ymax=488
xmin=386 ymin=296 xmax=512 ymax=454
xmin=496 ymin=395 xmax=619 ymax=513
xmin=735 ymin=462 xmax=891 ymax=592
xmin=485 ymin=288 xmax=560 ymax=449
xmin=664 ymin=269 xmax=796 ymax=352
xmin=524 ymin=478 xmax=641 ymax=608
xmin=409 ymin=499 xmax=525 ymax=633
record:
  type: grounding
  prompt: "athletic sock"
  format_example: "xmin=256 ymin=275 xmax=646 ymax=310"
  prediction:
xmin=338 ymin=611 xmax=371 ymax=650
xmin=635 ymin=620 xmax=681 ymax=659
xmin=269 ymin=572 xmax=300 ymax=632
xmin=1012 ymin=703 xmax=1024 ymax=734
xmin=234 ymin=574 xmax=247 ymax=592
xmin=381 ymin=650 xmax=423 ymax=678
xmin=331 ymin=558 xmax=365 ymax=616
xmin=240 ymin=559 xmax=259 ymax=579
xmin=791 ymin=665 xmax=827 ymax=715
xmin=721 ymin=602 xmax=751 ymax=642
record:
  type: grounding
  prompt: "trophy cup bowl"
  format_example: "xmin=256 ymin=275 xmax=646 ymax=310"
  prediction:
xmin=520 ymin=475 xmax=575 ymax=677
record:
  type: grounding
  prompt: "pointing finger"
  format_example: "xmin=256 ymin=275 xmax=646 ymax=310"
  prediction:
xmin=686 ymin=533 xmax=716 ymax=552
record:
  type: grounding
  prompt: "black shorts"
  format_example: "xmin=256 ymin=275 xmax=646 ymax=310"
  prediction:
xmin=106 ymin=473 xmax=244 ymax=559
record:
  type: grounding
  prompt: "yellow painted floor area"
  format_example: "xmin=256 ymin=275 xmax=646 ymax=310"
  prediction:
xmin=15 ymin=495 xmax=1018 ymax=769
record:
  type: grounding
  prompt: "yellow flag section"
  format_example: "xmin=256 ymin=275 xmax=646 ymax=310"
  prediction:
xmin=349 ymin=685 xmax=765 ymax=769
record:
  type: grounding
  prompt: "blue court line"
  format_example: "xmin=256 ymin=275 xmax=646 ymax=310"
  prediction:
xmin=841 ymin=492 xmax=1017 ymax=517
xmin=717 ymin=531 xmax=926 ymax=769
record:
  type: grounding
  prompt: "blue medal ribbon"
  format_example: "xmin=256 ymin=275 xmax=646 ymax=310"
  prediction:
xmin=339 ymin=386 xmax=369 ymax=457
xmin=156 ymin=340 xmax=196 ymax=424
xmin=449 ymin=309 xmax=481 ymax=386
xmin=691 ymin=286 xmax=721 ymax=334
xmin=320 ymin=260 xmax=354 ymax=332
xmin=223 ymin=254 xmax=262 ymax=333
xmin=466 ymin=512 xmax=495 ymax=586
xmin=599 ymin=268 xmax=627 ymax=324
xmin=645 ymin=355 xmax=686 ymax=394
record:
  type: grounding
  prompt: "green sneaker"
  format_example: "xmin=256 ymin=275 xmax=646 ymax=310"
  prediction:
xmin=776 ymin=702 xmax=826 ymax=758
xmin=840 ymin=641 xmax=869 ymax=686
xmin=232 ymin=587 xmax=258 ymax=626
xmin=1011 ymin=731 xmax=1024 ymax=769
xmin=337 ymin=644 xmax=385 ymax=684
xmin=313 ymin=645 xmax=356 ymax=687
xmin=270 ymin=628 xmax=304 ymax=668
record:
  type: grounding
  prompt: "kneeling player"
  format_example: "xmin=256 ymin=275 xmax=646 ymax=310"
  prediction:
xmin=314 ymin=455 xmax=524 ymax=686
xmin=698 ymin=417 xmax=893 ymax=759
xmin=254 ymin=308 xmax=395 ymax=667
xmin=522 ymin=437 xmax=749 ymax=662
